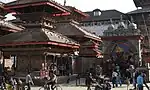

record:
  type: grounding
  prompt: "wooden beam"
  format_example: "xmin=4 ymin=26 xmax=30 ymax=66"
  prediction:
xmin=2 ymin=47 xmax=51 ymax=51
xmin=0 ymin=41 xmax=79 ymax=49
xmin=2 ymin=47 xmax=74 ymax=54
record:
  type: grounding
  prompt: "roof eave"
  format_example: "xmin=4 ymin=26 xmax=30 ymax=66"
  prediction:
xmin=0 ymin=41 xmax=80 ymax=49
xmin=5 ymin=1 xmax=68 ymax=13
xmin=84 ymin=35 xmax=102 ymax=42
xmin=74 ymin=8 xmax=89 ymax=17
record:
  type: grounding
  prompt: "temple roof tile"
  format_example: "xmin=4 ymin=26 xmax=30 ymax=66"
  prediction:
xmin=0 ymin=28 xmax=79 ymax=46
xmin=56 ymin=20 xmax=101 ymax=41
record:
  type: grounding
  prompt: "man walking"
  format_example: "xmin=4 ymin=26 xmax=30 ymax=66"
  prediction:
xmin=133 ymin=69 xmax=138 ymax=89
xmin=112 ymin=70 xmax=118 ymax=88
xmin=137 ymin=72 xmax=144 ymax=90
xmin=142 ymin=72 xmax=150 ymax=90
xmin=25 ymin=71 xmax=34 ymax=90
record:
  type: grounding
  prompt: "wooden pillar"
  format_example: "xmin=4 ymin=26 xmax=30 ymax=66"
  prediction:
xmin=28 ymin=54 xmax=31 ymax=72
xmin=2 ymin=52 xmax=5 ymax=73
xmin=1 ymin=50 xmax=4 ymax=75
xmin=138 ymin=39 xmax=142 ymax=66
xmin=44 ymin=54 xmax=47 ymax=70
xmin=53 ymin=54 xmax=56 ymax=63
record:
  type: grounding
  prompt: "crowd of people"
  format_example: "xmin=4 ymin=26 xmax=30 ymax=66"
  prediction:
xmin=85 ymin=64 xmax=112 ymax=90
xmin=84 ymin=63 xmax=150 ymax=90
xmin=1 ymin=61 xmax=150 ymax=90
xmin=111 ymin=64 xmax=150 ymax=90
xmin=0 ymin=72 xmax=23 ymax=90
xmin=0 ymin=62 xmax=58 ymax=90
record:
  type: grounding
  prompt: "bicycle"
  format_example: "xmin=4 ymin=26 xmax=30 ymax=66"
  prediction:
xmin=39 ymin=81 xmax=62 ymax=90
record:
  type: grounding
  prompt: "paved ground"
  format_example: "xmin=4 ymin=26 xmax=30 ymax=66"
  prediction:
xmin=31 ymin=78 xmax=150 ymax=90
xmin=32 ymin=85 xmax=150 ymax=90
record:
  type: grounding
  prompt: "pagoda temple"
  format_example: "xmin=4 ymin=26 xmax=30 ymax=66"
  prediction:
xmin=0 ymin=0 xmax=79 ymax=76
xmin=55 ymin=6 xmax=102 ymax=73
xmin=127 ymin=0 xmax=150 ymax=81
xmin=102 ymin=19 xmax=143 ymax=77
xmin=128 ymin=0 xmax=150 ymax=56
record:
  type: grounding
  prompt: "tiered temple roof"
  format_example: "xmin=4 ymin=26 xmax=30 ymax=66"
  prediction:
xmin=79 ymin=40 xmax=102 ymax=57
xmin=5 ymin=0 xmax=70 ymax=14
xmin=0 ymin=0 xmax=79 ymax=49
xmin=65 ymin=6 xmax=89 ymax=17
xmin=56 ymin=20 xmax=101 ymax=41
xmin=0 ymin=28 xmax=79 ymax=48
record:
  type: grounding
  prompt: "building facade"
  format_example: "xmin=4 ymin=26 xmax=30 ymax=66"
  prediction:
xmin=128 ymin=0 xmax=150 ymax=81
xmin=55 ymin=20 xmax=102 ymax=73
xmin=1 ymin=0 xmax=79 ymax=76
xmin=1 ymin=0 xmax=103 ymax=76
xmin=102 ymin=20 xmax=143 ymax=77
xmin=81 ymin=9 xmax=129 ymax=36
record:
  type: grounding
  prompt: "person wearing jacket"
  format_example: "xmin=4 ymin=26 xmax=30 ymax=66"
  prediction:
xmin=137 ymin=72 xmax=144 ymax=90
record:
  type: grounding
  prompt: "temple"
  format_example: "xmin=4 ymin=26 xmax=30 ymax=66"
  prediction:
xmin=0 ymin=0 xmax=103 ymax=77
xmin=1 ymin=0 xmax=79 ymax=77
xmin=55 ymin=20 xmax=102 ymax=73
xmin=102 ymin=19 xmax=143 ymax=77
xmin=128 ymin=0 xmax=150 ymax=65
xmin=54 ymin=6 xmax=102 ymax=73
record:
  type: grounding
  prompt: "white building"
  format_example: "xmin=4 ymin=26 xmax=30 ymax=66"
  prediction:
xmin=81 ymin=9 xmax=129 ymax=36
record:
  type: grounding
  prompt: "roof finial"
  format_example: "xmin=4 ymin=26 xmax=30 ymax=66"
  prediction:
xmin=129 ymin=16 xmax=137 ymax=29
xmin=117 ymin=15 xmax=126 ymax=29
xmin=131 ymin=16 xmax=134 ymax=23
xmin=64 ymin=0 xmax=66 ymax=6
xmin=110 ymin=18 xmax=113 ymax=24
xmin=108 ymin=18 xmax=115 ymax=30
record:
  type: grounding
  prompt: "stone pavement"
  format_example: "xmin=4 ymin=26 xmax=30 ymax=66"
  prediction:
xmin=31 ymin=78 xmax=150 ymax=90
xmin=32 ymin=85 xmax=150 ymax=90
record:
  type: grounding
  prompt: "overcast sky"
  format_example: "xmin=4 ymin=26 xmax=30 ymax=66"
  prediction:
xmin=2 ymin=0 xmax=137 ymax=13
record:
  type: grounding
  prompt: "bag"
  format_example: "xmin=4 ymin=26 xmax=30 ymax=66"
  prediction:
xmin=126 ymin=78 xmax=130 ymax=86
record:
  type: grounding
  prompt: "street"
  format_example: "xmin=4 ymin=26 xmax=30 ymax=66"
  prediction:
xmin=32 ymin=85 xmax=150 ymax=90
xmin=32 ymin=84 xmax=150 ymax=90
xmin=31 ymin=78 xmax=150 ymax=90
